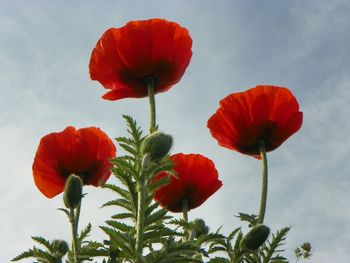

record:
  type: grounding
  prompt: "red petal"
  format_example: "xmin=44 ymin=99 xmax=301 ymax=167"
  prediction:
xmin=153 ymin=153 xmax=222 ymax=212
xmin=208 ymin=85 xmax=303 ymax=158
xmin=89 ymin=18 xmax=192 ymax=100
xmin=32 ymin=126 xmax=116 ymax=198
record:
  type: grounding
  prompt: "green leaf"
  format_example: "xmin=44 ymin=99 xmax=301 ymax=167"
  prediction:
xmin=100 ymin=226 xmax=134 ymax=258
xmin=261 ymin=227 xmax=290 ymax=263
xmin=102 ymin=199 xmax=134 ymax=214
xmin=144 ymin=209 xmax=168 ymax=226
xmin=106 ymin=220 xmax=134 ymax=233
xmin=78 ymin=223 xmax=92 ymax=243
xmin=145 ymin=202 xmax=160 ymax=217
xmin=111 ymin=212 xmax=134 ymax=220
xmin=102 ymin=183 xmax=131 ymax=201
xmin=31 ymin=236 xmax=53 ymax=251
xmin=12 ymin=250 xmax=35 ymax=261
xmin=149 ymin=176 xmax=171 ymax=192
xmin=57 ymin=208 xmax=70 ymax=217
xmin=236 ymin=213 xmax=258 ymax=227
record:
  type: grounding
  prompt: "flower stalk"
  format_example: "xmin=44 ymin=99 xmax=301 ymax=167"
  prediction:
xmin=135 ymin=178 xmax=146 ymax=263
xmin=146 ymin=76 xmax=157 ymax=134
xmin=69 ymin=205 xmax=80 ymax=263
xmin=257 ymin=140 xmax=268 ymax=224
xmin=134 ymin=74 xmax=157 ymax=262
xmin=182 ymin=199 xmax=189 ymax=222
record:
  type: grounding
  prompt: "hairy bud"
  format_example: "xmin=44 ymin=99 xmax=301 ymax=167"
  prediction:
xmin=63 ymin=174 xmax=83 ymax=209
xmin=240 ymin=224 xmax=270 ymax=252
xmin=141 ymin=132 xmax=173 ymax=160
xmin=191 ymin=219 xmax=209 ymax=238
xmin=52 ymin=239 xmax=69 ymax=257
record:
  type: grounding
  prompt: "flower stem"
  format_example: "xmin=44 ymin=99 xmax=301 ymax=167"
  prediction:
xmin=135 ymin=178 xmax=146 ymax=263
xmin=257 ymin=140 xmax=268 ymax=224
xmin=182 ymin=199 xmax=188 ymax=222
xmin=134 ymin=77 xmax=156 ymax=262
xmin=182 ymin=200 xmax=192 ymax=241
xmin=69 ymin=207 xmax=79 ymax=263
xmin=146 ymin=77 xmax=156 ymax=134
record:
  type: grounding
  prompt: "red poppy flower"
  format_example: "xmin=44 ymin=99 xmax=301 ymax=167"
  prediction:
xmin=153 ymin=153 xmax=222 ymax=212
xmin=89 ymin=18 xmax=192 ymax=100
xmin=33 ymin=126 xmax=116 ymax=198
xmin=207 ymin=85 xmax=303 ymax=158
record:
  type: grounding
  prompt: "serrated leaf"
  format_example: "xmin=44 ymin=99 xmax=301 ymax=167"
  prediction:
xmin=11 ymin=250 xmax=35 ymax=261
xmin=102 ymin=199 xmax=134 ymax=213
xmin=144 ymin=209 xmax=167 ymax=226
xmin=111 ymin=212 xmax=134 ymax=220
xmin=102 ymin=183 xmax=131 ymax=201
xmin=227 ymin=227 xmax=241 ymax=242
xmin=31 ymin=236 xmax=52 ymax=251
xmin=78 ymin=223 xmax=92 ymax=243
xmin=100 ymin=226 xmax=134 ymax=258
xmin=144 ymin=202 xmax=160 ymax=217
xmin=57 ymin=208 xmax=70 ymax=217
xmin=106 ymin=220 xmax=134 ymax=233
xmin=149 ymin=176 xmax=171 ymax=192
xmin=261 ymin=227 xmax=290 ymax=263
xmin=236 ymin=213 xmax=258 ymax=227
xmin=195 ymin=233 xmax=225 ymax=246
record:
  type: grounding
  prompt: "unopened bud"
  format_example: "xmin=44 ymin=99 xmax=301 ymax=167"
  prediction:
xmin=240 ymin=224 xmax=270 ymax=252
xmin=52 ymin=239 xmax=69 ymax=256
xmin=63 ymin=175 xmax=82 ymax=209
xmin=141 ymin=132 xmax=173 ymax=160
xmin=192 ymin=219 xmax=209 ymax=238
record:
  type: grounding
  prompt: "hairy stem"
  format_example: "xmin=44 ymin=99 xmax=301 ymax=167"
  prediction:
xmin=69 ymin=207 xmax=79 ymax=263
xmin=257 ymin=140 xmax=268 ymax=224
xmin=182 ymin=199 xmax=189 ymax=222
xmin=146 ymin=77 xmax=156 ymax=134
xmin=134 ymin=77 xmax=156 ymax=262
xmin=135 ymin=178 xmax=146 ymax=263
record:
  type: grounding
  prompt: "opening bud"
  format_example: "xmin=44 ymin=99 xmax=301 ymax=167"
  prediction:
xmin=141 ymin=132 xmax=173 ymax=161
xmin=52 ymin=239 xmax=69 ymax=257
xmin=240 ymin=224 xmax=270 ymax=252
xmin=63 ymin=174 xmax=83 ymax=209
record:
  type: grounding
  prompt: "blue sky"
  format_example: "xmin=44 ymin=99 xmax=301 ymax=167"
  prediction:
xmin=1 ymin=0 xmax=350 ymax=262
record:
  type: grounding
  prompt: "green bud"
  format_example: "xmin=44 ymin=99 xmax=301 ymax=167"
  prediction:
xmin=192 ymin=219 xmax=209 ymax=238
xmin=240 ymin=224 xmax=270 ymax=252
xmin=63 ymin=174 xmax=82 ymax=209
xmin=52 ymin=239 xmax=69 ymax=256
xmin=141 ymin=132 xmax=173 ymax=160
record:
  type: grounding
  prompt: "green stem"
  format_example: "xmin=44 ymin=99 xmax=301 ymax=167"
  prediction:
xmin=134 ymin=77 xmax=156 ymax=262
xmin=135 ymin=178 xmax=146 ymax=263
xmin=182 ymin=200 xmax=192 ymax=241
xmin=182 ymin=199 xmax=188 ymax=222
xmin=75 ymin=201 xmax=81 ymax=238
xmin=69 ymin=208 xmax=79 ymax=263
xmin=257 ymin=140 xmax=268 ymax=224
xmin=146 ymin=77 xmax=156 ymax=134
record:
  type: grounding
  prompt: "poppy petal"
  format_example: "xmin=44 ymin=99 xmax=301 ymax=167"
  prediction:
xmin=153 ymin=153 xmax=222 ymax=212
xmin=32 ymin=127 xmax=116 ymax=198
xmin=208 ymin=85 xmax=303 ymax=158
xmin=89 ymin=18 xmax=192 ymax=101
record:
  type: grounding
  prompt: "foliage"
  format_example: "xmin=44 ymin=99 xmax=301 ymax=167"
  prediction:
xmin=13 ymin=116 xmax=305 ymax=262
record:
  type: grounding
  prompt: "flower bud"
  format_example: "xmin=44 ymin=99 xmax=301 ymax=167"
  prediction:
xmin=141 ymin=132 xmax=173 ymax=160
xmin=63 ymin=174 xmax=83 ymax=209
xmin=192 ymin=219 xmax=209 ymax=238
xmin=52 ymin=239 xmax=69 ymax=256
xmin=240 ymin=224 xmax=270 ymax=252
